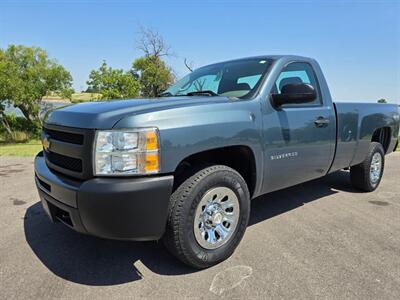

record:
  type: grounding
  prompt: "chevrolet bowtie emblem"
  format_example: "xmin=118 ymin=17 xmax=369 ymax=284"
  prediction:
xmin=42 ymin=134 xmax=51 ymax=151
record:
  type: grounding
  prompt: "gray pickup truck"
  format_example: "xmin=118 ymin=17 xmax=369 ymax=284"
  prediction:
xmin=35 ymin=55 xmax=399 ymax=268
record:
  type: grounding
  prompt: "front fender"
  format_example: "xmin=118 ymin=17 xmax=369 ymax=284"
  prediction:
xmin=113 ymin=100 xmax=263 ymax=175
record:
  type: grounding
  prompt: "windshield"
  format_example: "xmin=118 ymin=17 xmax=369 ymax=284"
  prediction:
xmin=163 ymin=58 xmax=273 ymax=99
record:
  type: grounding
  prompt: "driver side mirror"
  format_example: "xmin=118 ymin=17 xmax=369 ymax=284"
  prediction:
xmin=271 ymin=83 xmax=317 ymax=107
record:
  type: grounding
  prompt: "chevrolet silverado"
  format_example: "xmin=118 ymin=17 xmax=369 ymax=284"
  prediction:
xmin=34 ymin=55 xmax=400 ymax=268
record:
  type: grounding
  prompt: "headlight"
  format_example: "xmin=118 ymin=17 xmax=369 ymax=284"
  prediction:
xmin=94 ymin=128 xmax=160 ymax=176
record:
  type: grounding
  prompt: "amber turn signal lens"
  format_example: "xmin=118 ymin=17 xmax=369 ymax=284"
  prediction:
xmin=145 ymin=131 xmax=158 ymax=150
xmin=145 ymin=153 xmax=159 ymax=173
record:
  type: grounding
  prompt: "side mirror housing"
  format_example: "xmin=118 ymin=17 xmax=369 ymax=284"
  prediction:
xmin=271 ymin=83 xmax=317 ymax=107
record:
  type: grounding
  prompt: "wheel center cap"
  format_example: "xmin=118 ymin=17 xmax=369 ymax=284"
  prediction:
xmin=212 ymin=212 xmax=223 ymax=225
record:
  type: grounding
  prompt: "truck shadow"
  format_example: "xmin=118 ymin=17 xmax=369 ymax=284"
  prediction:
xmin=249 ymin=170 xmax=360 ymax=226
xmin=23 ymin=203 xmax=194 ymax=286
xmin=24 ymin=170 xmax=358 ymax=286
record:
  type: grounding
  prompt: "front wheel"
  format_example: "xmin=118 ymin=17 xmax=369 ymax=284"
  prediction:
xmin=350 ymin=142 xmax=385 ymax=192
xmin=163 ymin=165 xmax=250 ymax=269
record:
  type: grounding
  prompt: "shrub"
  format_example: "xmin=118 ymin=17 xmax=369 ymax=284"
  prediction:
xmin=0 ymin=113 xmax=41 ymax=142
xmin=3 ymin=131 xmax=30 ymax=143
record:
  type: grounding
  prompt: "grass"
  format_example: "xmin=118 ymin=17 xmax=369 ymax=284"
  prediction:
xmin=0 ymin=140 xmax=42 ymax=157
xmin=42 ymin=92 xmax=102 ymax=103
xmin=71 ymin=92 xmax=102 ymax=102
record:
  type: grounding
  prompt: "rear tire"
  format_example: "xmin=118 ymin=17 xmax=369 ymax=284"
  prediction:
xmin=163 ymin=165 xmax=250 ymax=269
xmin=350 ymin=142 xmax=385 ymax=192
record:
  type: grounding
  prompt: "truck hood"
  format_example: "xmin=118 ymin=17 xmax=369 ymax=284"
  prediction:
xmin=45 ymin=96 xmax=237 ymax=129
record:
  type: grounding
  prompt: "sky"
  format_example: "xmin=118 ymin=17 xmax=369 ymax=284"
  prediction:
xmin=1 ymin=0 xmax=399 ymax=103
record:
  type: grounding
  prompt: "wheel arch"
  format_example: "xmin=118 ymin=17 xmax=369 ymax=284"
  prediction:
xmin=371 ymin=127 xmax=391 ymax=154
xmin=172 ymin=145 xmax=258 ymax=197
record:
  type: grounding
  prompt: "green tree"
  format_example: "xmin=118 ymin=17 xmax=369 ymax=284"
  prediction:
xmin=133 ymin=27 xmax=175 ymax=98
xmin=0 ymin=45 xmax=73 ymax=126
xmin=377 ymin=98 xmax=387 ymax=104
xmin=86 ymin=61 xmax=140 ymax=99
xmin=132 ymin=55 xmax=174 ymax=98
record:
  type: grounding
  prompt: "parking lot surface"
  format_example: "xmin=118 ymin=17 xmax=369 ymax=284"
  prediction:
xmin=1 ymin=153 xmax=399 ymax=299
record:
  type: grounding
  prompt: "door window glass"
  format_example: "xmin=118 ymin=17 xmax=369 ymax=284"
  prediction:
xmin=273 ymin=62 xmax=321 ymax=106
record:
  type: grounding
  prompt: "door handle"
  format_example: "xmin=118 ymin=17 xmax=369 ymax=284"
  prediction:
xmin=314 ymin=116 xmax=330 ymax=127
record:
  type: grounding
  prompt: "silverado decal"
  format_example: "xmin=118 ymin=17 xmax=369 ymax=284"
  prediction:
xmin=270 ymin=151 xmax=298 ymax=160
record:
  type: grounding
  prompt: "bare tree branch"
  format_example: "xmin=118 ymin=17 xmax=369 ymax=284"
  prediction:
xmin=137 ymin=26 xmax=172 ymax=58
xmin=184 ymin=58 xmax=194 ymax=72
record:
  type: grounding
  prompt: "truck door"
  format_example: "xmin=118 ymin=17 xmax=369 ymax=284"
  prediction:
xmin=263 ymin=61 xmax=336 ymax=193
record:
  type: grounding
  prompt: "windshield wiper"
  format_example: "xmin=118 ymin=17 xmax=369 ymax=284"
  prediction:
xmin=186 ymin=90 xmax=219 ymax=97
xmin=158 ymin=90 xmax=219 ymax=97
xmin=158 ymin=92 xmax=189 ymax=97
xmin=158 ymin=92 xmax=173 ymax=97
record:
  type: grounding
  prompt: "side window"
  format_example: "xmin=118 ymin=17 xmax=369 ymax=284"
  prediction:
xmin=273 ymin=62 xmax=321 ymax=106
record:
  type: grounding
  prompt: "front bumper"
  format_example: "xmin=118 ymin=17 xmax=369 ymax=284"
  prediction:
xmin=34 ymin=152 xmax=174 ymax=241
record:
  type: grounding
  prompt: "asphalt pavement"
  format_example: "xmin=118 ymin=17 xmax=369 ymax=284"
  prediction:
xmin=0 ymin=153 xmax=399 ymax=299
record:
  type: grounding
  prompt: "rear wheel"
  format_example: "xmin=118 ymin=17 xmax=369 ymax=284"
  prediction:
xmin=163 ymin=165 xmax=250 ymax=269
xmin=350 ymin=142 xmax=385 ymax=192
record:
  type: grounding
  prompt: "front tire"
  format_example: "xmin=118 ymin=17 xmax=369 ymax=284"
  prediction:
xmin=163 ymin=165 xmax=250 ymax=269
xmin=350 ymin=142 xmax=385 ymax=192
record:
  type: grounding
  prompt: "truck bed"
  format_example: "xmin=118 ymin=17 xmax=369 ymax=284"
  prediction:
xmin=330 ymin=102 xmax=399 ymax=172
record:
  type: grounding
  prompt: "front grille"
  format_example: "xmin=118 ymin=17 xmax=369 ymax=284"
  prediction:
xmin=44 ymin=128 xmax=84 ymax=145
xmin=46 ymin=151 xmax=83 ymax=172
xmin=42 ymin=124 xmax=95 ymax=179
